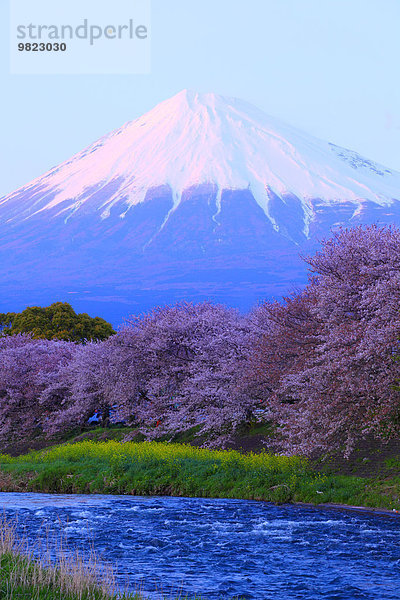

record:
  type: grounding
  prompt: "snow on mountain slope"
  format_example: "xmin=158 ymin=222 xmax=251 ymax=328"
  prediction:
xmin=2 ymin=89 xmax=400 ymax=239
xmin=1 ymin=90 xmax=400 ymax=323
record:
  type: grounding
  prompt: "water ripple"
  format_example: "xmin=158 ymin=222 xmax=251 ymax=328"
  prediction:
xmin=1 ymin=493 xmax=400 ymax=599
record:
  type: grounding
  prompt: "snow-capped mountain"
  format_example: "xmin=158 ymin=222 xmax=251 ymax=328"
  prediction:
xmin=1 ymin=90 xmax=400 ymax=323
xmin=3 ymin=89 xmax=400 ymax=233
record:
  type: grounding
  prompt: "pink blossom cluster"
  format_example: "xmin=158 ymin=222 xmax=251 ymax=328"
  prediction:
xmin=251 ymin=225 xmax=400 ymax=456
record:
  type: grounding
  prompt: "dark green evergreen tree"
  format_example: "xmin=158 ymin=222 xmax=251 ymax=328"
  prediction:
xmin=0 ymin=302 xmax=115 ymax=343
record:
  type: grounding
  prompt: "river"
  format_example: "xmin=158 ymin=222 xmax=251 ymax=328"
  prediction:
xmin=1 ymin=493 xmax=399 ymax=599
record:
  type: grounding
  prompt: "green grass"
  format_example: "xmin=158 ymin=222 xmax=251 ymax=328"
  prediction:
xmin=71 ymin=427 xmax=143 ymax=443
xmin=0 ymin=440 xmax=399 ymax=510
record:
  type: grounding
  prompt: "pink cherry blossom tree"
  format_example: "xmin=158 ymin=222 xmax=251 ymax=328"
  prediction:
xmin=121 ymin=302 xmax=256 ymax=443
xmin=44 ymin=302 xmax=257 ymax=445
xmin=0 ymin=334 xmax=76 ymax=443
xmin=252 ymin=225 xmax=400 ymax=456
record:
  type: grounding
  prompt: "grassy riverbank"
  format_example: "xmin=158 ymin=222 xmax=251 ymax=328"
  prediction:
xmin=0 ymin=440 xmax=399 ymax=510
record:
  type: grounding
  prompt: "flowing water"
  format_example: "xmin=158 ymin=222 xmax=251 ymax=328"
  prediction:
xmin=1 ymin=492 xmax=400 ymax=599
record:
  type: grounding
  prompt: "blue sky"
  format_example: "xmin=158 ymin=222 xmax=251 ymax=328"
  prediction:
xmin=1 ymin=0 xmax=399 ymax=197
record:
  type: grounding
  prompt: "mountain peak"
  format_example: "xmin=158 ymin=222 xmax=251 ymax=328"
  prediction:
xmin=163 ymin=88 xmax=224 ymax=106
xmin=2 ymin=91 xmax=400 ymax=234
